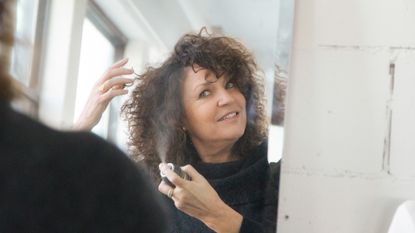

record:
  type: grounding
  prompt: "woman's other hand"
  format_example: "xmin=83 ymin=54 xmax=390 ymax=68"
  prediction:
xmin=158 ymin=163 xmax=243 ymax=233
xmin=73 ymin=58 xmax=134 ymax=131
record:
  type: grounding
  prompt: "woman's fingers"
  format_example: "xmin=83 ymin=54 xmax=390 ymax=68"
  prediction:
xmin=181 ymin=165 xmax=203 ymax=181
xmin=100 ymin=67 xmax=134 ymax=83
xmin=158 ymin=164 xmax=185 ymax=200
xmin=158 ymin=181 xmax=174 ymax=197
xmin=110 ymin=57 xmax=129 ymax=69
xmin=100 ymin=88 xmax=128 ymax=102
xmin=99 ymin=77 xmax=134 ymax=92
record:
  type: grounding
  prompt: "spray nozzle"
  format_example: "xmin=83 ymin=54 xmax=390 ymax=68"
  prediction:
xmin=160 ymin=163 xmax=191 ymax=187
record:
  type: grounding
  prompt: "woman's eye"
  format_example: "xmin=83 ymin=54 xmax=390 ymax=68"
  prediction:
xmin=226 ymin=81 xmax=235 ymax=89
xmin=199 ymin=90 xmax=210 ymax=98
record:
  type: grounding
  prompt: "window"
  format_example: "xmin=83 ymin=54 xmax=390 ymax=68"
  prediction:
xmin=11 ymin=0 xmax=48 ymax=116
xmin=74 ymin=1 xmax=127 ymax=147
xmin=11 ymin=0 xmax=38 ymax=86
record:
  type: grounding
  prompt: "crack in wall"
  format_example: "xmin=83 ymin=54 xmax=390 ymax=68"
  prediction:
xmin=318 ymin=44 xmax=415 ymax=52
xmin=282 ymin=167 xmax=395 ymax=180
xmin=382 ymin=63 xmax=395 ymax=174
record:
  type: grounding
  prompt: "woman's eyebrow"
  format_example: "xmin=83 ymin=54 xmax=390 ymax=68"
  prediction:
xmin=193 ymin=81 xmax=211 ymax=92
xmin=192 ymin=71 xmax=215 ymax=92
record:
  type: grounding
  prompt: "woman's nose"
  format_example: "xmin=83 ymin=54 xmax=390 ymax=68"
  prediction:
xmin=217 ymin=89 xmax=234 ymax=107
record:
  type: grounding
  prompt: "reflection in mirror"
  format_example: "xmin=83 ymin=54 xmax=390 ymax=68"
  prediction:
xmin=12 ymin=0 xmax=295 ymax=232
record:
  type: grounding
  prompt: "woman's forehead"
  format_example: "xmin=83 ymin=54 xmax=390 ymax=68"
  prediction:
xmin=183 ymin=66 xmax=231 ymax=83
xmin=181 ymin=67 xmax=211 ymax=90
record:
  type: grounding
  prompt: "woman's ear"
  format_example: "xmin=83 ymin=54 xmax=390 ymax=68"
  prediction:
xmin=181 ymin=118 xmax=189 ymax=132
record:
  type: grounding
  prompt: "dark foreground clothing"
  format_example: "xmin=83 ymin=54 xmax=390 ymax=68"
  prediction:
xmin=165 ymin=141 xmax=280 ymax=233
xmin=0 ymin=102 xmax=167 ymax=233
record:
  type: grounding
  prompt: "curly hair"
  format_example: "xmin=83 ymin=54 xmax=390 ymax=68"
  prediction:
xmin=122 ymin=28 xmax=268 ymax=182
xmin=0 ymin=0 xmax=16 ymax=101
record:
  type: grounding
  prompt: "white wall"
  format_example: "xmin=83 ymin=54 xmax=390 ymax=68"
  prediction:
xmin=278 ymin=0 xmax=415 ymax=232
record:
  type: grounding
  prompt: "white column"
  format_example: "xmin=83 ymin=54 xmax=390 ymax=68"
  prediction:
xmin=279 ymin=0 xmax=415 ymax=232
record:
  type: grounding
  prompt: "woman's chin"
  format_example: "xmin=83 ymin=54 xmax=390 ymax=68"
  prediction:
xmin=219 ymin=130 xmax=245 ymax=143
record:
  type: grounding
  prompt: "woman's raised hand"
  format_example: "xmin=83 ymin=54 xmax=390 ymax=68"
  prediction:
xmin=73 ymin=58 xmax=134 ymax=131
xmin=158 ymin=164 xmax=243 ymax=233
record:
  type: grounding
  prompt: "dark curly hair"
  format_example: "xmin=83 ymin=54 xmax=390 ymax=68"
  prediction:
xmin=122 ymin=28 xmax=267 ymax=182
xmin=0 ymin=0 xmax=16 ymax=101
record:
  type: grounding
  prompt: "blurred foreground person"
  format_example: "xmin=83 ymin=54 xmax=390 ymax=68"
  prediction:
xmin=0 ymin=1 xmax=167 ymax=232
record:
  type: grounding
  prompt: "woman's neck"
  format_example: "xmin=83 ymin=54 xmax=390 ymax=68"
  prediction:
xmin=191 ymin=139 xmax=238 ymax=163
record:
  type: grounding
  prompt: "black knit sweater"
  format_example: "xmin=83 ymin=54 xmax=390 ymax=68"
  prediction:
xmin=0 ymin=102 xmax=168 ymax=233
xmin=165 ymin=142 xmax=280 ymax=233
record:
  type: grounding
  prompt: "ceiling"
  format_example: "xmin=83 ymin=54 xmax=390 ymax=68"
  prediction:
xmin=94 ymin=0 xmax=281 ymax=73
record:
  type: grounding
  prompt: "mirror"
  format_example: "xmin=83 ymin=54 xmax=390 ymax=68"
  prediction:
xmin=12 ymin=0 xmax=295 ymax=232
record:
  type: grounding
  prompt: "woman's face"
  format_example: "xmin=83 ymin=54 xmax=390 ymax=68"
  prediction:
xmin=181 ymin=66 xmax=247 ymax=147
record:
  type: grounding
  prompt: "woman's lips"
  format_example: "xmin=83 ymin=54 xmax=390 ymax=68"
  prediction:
xmin=218 ymin=112 xmax=239 ymax=121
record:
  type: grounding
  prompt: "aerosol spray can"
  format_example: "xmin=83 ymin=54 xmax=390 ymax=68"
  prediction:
xmin=160 ymin=163 xmax=191 ymax=187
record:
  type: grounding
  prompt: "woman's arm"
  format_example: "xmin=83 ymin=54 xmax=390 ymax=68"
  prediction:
xmin=202 ymin=201 xmax=243 ymax=233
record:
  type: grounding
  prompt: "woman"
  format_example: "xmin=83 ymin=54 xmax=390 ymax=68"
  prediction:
xmin=76 ymin=29 xmax=280 ymax=233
